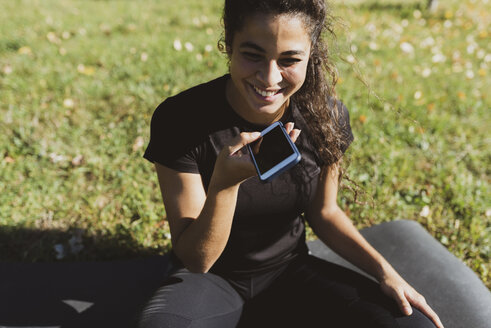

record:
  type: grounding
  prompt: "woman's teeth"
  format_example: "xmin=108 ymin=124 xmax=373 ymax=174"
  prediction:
xmin=253 ymin=85 xmax=279 ymax=97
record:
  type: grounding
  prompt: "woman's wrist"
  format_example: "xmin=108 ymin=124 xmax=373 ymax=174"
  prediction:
xmin=376 ymin=260 xmax=399 ymax=282
xmin=208 ymin=172 xmax=242 ymax=193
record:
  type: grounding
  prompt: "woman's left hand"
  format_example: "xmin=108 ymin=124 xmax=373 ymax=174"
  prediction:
xmin=380 ymin=272 xmax=444 ymax=328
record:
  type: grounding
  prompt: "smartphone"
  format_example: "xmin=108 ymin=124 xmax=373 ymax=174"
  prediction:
xmin=247 ymin=121 xmax=302 ymax=182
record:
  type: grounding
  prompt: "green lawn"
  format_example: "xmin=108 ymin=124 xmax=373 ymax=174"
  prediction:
xmin=0 ymin=0 xmax=489 ymax=287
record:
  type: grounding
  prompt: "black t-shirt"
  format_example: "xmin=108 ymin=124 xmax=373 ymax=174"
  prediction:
xmin=144 ymin=74 xmax=353 ymax=277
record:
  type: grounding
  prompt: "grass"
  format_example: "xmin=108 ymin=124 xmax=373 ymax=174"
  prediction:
xmin=0 ymin=0 xmax=489 ymax=287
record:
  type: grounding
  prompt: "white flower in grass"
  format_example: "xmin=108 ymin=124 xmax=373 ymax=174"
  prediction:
xmin=46 ymin=32 xmax=60 ymax=44
xmin=3 ymin=65 xmax=12 ymax=75
xmin=77 ymin=64 xmax=85 ymax=73
xmin=452 ymin=50 xmax=461 ymax=61
xmin=205 ymin=44 xmax=213 ymax=53
xmin=63 ymin=98 xmax=74 ymax=108
xmin=369 ymin=42 xmax=379 ymax=51
xmin=392 ymin=23 xmax=403 ymax=34
xmin=365 ymin=23 xmax=377 ymax=33
xmin=420 ymin=206 xmax=430 ymax=218
xmin=185 ymin=42 xmax=194 ymax=52
xmin=467 ymin=44 xmax=476 ymax=55
xmin=173 ymin=39 xmax=182 ymax=51
xmin=49 ymin=152 xmax=66 ymax=163
xmin=432 ymin=53 xmax=446 ymax=63
xmin=400 ymin=42 xmax=414 ymax=54
xmin=422 ymin=67 xmax=432 ymax=78
xmin=132 ymin=136 xmax=145 ymax=152
xmin=420 ymin=37 xmax=435 ymax=48
xmin=141 ymin=52 xmax=148 ymax=62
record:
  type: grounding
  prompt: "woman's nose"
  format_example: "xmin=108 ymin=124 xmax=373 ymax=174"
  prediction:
xmin=257 ymin=61 xmax=282 ymax=87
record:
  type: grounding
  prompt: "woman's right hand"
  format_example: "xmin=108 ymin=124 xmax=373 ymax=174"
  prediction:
xmin=210 ymin=131 xmax=262 ymax=190
xmin=210 ymin=122 xmax=301 ymax=190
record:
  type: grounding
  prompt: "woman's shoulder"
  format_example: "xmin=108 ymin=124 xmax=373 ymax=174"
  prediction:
xmin=157 ymin=75 xmax=228 ymax=112
xmin=150 ymin=74 xmax=229 ymax=128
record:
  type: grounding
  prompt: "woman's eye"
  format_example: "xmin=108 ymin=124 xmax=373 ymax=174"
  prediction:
xmin=243 ymin=52 xmax=262 ymax=61
xmin=280 ymin=58 xmax=301 ymax=67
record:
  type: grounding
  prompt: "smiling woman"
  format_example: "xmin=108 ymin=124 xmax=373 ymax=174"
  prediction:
xmin=138 ymin=0 xmax=443 ymax=327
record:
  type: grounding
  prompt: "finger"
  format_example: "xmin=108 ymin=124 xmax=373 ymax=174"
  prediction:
xmin=228 ymin=132 xmax=261 ymax=155
xmin=407 ymin=293 xmax=444 ymax=328
xmin=394 ymin=289 xmax=412 ymax=316
xmin=290 ymin=129 xmax=301 ymax=143
xmin=284 ymin=122 xmax=294 ymax=135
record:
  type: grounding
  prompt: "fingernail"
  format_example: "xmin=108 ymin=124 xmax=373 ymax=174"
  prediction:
xmin=251 ymin=132 xmax=261 ymax=138
xmin=405 ymin=306 xmax=413 ymax=315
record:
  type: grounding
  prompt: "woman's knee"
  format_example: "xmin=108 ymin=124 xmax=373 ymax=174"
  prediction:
xmin=396 ymin=307 xmax=437 ymax=328
xmin=138 ymin=270 xmax=244 ymax=328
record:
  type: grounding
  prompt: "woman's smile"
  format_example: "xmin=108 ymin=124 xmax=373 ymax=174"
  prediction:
xmin=250 ymin=83 xmax=284 ymax=100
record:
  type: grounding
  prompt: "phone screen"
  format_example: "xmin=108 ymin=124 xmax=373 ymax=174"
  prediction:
xmin=249 ymin=124 xmax=295 ymax=174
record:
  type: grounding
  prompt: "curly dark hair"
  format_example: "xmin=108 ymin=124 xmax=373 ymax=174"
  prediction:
xmin=219 ymin=0 xmax=347 ymax=169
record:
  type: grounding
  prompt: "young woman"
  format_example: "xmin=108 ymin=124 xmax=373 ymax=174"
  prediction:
xmin=139 ymin=0 xmax=444 ymax=327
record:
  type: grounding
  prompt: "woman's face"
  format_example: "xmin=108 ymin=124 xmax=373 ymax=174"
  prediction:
xmin=226 ymin=13 xmax=312 ymax=124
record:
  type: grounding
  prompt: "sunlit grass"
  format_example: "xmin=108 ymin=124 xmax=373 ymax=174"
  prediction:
xmin=0 ymin=0 xmax=489 ymax=286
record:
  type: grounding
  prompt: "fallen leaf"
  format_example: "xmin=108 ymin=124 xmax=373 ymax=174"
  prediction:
xmin=71 ymin=154 xmax=83 ymax=166
xmin=18 ymin=46 xmax=32 ymax=55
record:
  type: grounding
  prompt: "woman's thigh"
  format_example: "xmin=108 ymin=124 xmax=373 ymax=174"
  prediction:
xmin=138 ymin=268 xmax=244 ymax=328
xmin=239 ymin=255 xmax=436 ymax=328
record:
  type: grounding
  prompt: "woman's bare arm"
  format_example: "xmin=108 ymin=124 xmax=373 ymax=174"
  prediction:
xmin=156 ymin=163 xmax=240 ymax=273
xmin=306 ymin=164 xmax=443 ymax=328
xmin=155 ymin=132 xmax=261 ymax=273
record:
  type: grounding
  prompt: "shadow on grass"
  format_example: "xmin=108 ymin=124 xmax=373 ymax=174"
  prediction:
xmin=0 ymin=225 xmax=165 ymax=262
xmin=0 ymin=226 xmax=172 ymax=328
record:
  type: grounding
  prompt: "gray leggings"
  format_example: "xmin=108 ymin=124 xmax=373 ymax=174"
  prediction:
xmin=138 ymin=255 xmax=436 ymax=328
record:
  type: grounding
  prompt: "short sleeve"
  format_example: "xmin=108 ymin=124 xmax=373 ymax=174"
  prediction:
xmin=143 ymin=98 xmax=200 ymax=174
